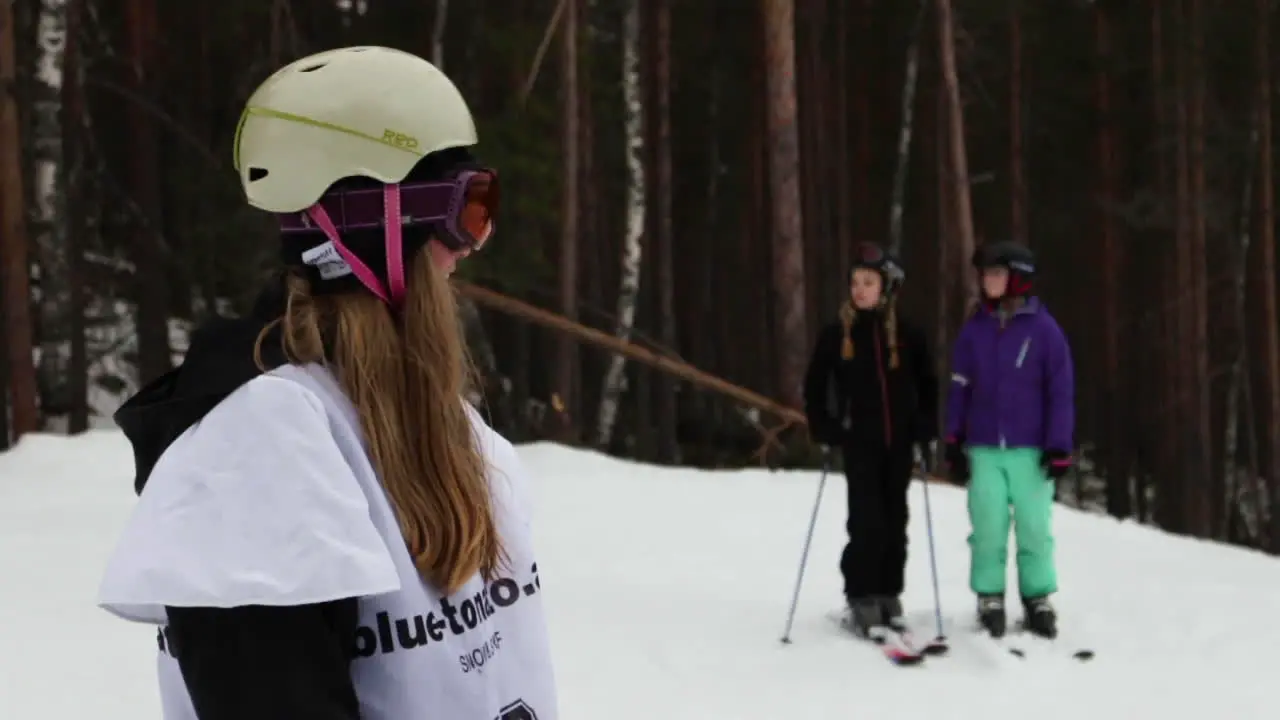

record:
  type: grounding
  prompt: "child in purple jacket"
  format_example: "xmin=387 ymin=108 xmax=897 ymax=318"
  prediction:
xmin=944 ymin=241 xmax=1075 ymax=640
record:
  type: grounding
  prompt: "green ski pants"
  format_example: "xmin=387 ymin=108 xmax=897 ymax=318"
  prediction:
xmin=966 ymin=446 xmax=1057 ymax=598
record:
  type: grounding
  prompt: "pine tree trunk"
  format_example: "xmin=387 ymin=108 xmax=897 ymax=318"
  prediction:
xmin=653 ymin=0 xmax=679 ymax=462
xmin=554 ymin=0 xmax=580 ymax=439
xmin=935 ymin=0 xmax=977 ymax=299
xmin=1254 ymin=0 xmax=1280 ymax=549
xmin=0 ymin=0 xmax=41 ymax=440
xmin=1225 ymin=108 xmax=1260 ymax=542
xmin=934 ymin=74 xmax=954 ymax=467
xmin=761 ymin=0 xmax=808 ymax=409
xmin=1009 ymin=0 xmax=1026 ymax=242
xmin=1177 ymin=0 xmax=1208 ymax=535
xmin=125 ymin=0 xmax=172 ymax=387
xmin=833 ymin=0 xmax=852 ymax=269
xmin=1095 ymin=4 xmax=1129 ymax=519
xmin=1151 ymin=0 xmax=1181 ymax=531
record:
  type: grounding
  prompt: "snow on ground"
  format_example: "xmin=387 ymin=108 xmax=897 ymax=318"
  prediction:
xmin=1 ymin=430 xmax=1276 ymax=719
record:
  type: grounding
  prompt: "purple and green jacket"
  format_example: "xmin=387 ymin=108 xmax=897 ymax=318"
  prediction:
xmin=944 ymin=297 xmax=1075 ymax=453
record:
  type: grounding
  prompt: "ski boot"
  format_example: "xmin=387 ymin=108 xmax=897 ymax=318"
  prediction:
xmin=877 ymin=595 xmax=907 ymax=632
xmin=845 ymin=597 xmax=884 ymax=639
xmin=1022 ymin=595 xmax=1058 ymax=639
xmin=977 ymin=594 xmax=1006 ymax=638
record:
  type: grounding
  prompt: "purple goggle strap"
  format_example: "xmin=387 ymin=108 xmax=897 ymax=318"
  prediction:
xmin=278 ymin=176 xmax=479 ymax=308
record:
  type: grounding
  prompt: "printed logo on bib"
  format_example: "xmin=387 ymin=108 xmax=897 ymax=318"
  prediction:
xmin=496 ymin=698 xmax=540 ymax=719
xmin=354 ymin=562 xmax=541 ymax=675
xmin=155 ymin=562 xmax=541 ymax=679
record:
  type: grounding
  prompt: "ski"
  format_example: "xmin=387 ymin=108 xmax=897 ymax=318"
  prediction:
xmin=1004 ymin=625 xmax=1095 ymax=662
xmin=1006 ymin=639 xmax=1094 ymax=661
xmin=972 ymin=627 xmax=1024 ymax=660
xmin=1014 ymin=637 xmax=1095 ymax=661
xmin=832 ymin=612 xmax=926 ymax=666
xmin=864 ymin=625 xmax=926 ymax=666
xmin=888 ymin=623 xmax=949 ymax=656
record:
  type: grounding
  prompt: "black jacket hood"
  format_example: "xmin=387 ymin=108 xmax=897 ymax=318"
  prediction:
xmin=114 ymin=279 xmax=289 ymax=495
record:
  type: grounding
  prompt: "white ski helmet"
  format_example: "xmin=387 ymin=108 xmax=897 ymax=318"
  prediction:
xmin=233 ymin=46 xmax=479 ymax=213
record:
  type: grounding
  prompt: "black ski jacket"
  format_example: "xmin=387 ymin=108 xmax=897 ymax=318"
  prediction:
xmin=802 ymin=309 xmax=939 ymax=451
xmin=113 ymin=276 xmax=364 ymax=720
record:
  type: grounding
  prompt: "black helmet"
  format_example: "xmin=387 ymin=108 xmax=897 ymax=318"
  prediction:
xmin=850 ymin=242 xmax=905 ymax=296
xmin=972 ymin=241 xmax=1035 ymax=297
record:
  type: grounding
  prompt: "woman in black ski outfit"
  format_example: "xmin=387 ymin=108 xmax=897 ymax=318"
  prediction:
xmin=803 ymin=242 xmax=939 ymax=636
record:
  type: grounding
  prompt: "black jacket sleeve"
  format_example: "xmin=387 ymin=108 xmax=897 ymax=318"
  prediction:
xmin=164 ymin=599 xmax=362 ymax=720
xmin=902 ymin=319 xmax=939 ymax=443
xmin=803 ymin=323 xmax=843 ymax=444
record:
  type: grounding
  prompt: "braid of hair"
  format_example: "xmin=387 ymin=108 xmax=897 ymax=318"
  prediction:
xmin=839 ymin=300 xmax=856 ymax=359
xmin=886 ymin=299 xmax=900 ymax=369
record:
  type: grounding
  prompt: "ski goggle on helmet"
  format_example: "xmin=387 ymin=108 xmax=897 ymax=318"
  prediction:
xmin=233 ymin=46 xmax=497 ymax=308
xmin=277 ymin=167 xmax=497 ymax=251
xmin=849 ymin=242 xmax=905 ymax=294
xmin=972 ymin=241 xmax=1035 ymax=296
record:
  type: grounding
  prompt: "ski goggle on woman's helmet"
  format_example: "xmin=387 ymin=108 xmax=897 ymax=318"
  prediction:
xmin=849 ymin=242 xmax=905 ymax=294
xmin=233 ymin=46 xmax=496 ymax=307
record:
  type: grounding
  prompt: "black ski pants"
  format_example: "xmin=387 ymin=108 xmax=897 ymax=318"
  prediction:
xmin=840 ymin=441 xmax=913 ymax=601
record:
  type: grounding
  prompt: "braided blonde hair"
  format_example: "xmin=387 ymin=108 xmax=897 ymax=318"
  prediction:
xmin=840 ymin=300 xmax=856 ymax=359
xmin=839 ymin=297 xmax=900 ymax=369
xmin=885 ymin=299 xmax=900 ymax=369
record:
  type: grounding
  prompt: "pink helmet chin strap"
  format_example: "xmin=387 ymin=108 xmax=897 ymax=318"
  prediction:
xmin=303 ymin=183 xmax=407 ymax=308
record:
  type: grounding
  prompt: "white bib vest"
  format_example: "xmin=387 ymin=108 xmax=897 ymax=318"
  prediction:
xmin=98 ymin=363 xmax=559 ymax=720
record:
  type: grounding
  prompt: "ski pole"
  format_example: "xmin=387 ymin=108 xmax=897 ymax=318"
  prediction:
xmin=781 ymin=448 xmax=831 ymax=644
xmin=918 ymin=445 xmax=946 ymax=648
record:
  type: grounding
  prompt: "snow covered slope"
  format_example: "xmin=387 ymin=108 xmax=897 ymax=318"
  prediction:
xmin=0 ymin=431 xmax=1275 ymax=719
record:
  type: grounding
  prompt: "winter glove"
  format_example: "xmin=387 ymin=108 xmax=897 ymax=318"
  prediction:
xmin=1041 ymin=449 xmax=1072 ymax=480
xmin=943 ymin=438 xmax=969 ymax=485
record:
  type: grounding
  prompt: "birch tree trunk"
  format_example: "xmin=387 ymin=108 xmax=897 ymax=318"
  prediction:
xmin=64 ymin=0 xmax=88 ymax=433
xmin=595 ymin=0 xmax=645 ymax=448
xmin=431 ymin=0 xmax=449 ymax=67
xmin=761 ymin=0 xmax=808 ymax=409
xmin=335 ymin=0 xmax=367 ymax=28
xmin=0 ymin=0 xmax=41 ymax=439
xmin=1224 ymin=113 xmax=1259 ymax=541
xmin=33 ymin=0 xmax=71 ymax=424
xmin=886 ymin=0 xmax=926 ymax=256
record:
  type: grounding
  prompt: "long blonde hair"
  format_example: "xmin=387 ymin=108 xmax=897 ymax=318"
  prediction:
xmin=253 ymin=249 xmax=505 ymax=595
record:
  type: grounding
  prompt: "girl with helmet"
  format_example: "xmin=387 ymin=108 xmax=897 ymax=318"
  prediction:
xmin=96 ymin=47 xmax=558 ymax=720
xmin=802 ymin=242 xmax=939 ymax=638
xmin=943 ymin=240 xmax=1075 ymax=640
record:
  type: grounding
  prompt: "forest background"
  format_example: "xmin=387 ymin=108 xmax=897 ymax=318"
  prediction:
xmin=0 ymin=0 xmax=1276 ymax=554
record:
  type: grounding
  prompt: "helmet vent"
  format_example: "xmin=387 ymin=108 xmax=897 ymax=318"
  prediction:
xmin=248 ymin=167 xmax=269 ymax=182
xmin=297 ymin=62 xmax=328 ymax=73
